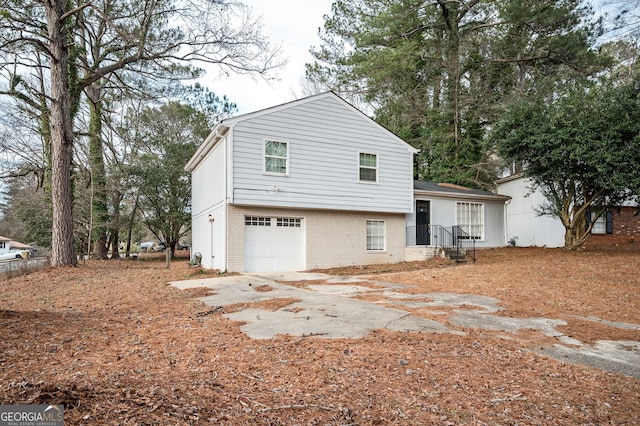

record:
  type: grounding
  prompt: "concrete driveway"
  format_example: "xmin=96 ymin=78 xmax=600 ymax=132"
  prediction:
xmin=171 ymin=272 xmax=640 ymax=380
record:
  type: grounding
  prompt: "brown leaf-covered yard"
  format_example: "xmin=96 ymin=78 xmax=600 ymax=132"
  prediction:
xmin=1 ymin=246 xmax=639 ymax=425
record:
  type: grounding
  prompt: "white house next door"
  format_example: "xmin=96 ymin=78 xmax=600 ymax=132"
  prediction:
xmin=244 ymin=216 xmax=305 ymax=272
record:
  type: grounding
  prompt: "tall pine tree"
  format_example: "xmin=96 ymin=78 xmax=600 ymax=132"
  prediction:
xmin=307 ymin=0 xmax=607 ymax=189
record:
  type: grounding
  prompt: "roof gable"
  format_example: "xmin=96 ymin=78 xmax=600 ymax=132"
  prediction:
xmin=186 ymin=91 xmax=417 ymax=172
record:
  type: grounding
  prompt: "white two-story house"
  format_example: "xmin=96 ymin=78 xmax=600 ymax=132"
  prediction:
xmin=186 ymin=92 xmax=418 ymax=272
xmin=186 ymin=92 xmax=509 ymax=272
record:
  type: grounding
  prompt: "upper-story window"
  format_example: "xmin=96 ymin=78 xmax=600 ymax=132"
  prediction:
xmin=359 ymin=152 xmax=377 ymax=183
xmin=264 ymin=140 xmax=288 ymax=175
xmin=0 ymin=242 xmax=5 ymax=249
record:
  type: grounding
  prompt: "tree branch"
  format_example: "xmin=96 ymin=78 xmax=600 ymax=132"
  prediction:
xmin=59 ymin=2 xmax=93 ymax=23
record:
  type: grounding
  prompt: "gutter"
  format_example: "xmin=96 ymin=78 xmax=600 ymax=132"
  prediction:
xmin=414 ymin=189 xmax=511 ymax=202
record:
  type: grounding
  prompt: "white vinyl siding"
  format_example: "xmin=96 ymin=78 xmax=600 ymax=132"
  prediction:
xmin=359 ymin=152 xmax=377 ymax=183
xmin=264 ymin=140 xmax=288 ymax=175
xmin=497 ymin=176 xmax=566 ymax=247
xmin=190 ymin=135 xmax=228 ymax=271
xmin=366 ymin=220 xmax=386 ymax=251
xmin=231 ymin=95 xmax=415 ymax=214
xmin=456 ymin=202 xmax=484 ymax=240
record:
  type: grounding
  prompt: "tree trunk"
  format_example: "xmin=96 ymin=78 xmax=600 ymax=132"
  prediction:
xmin=109 ymin=191 xmax=123 ymax=259
xmin=125 ymin=192 xmax=139 ymax=257
xmin=46 ymin=0 xmax=76 ymax=266
xmin=563 ymin=208 xmax=589 ymax=250
xmin=87 ymin=84 xmax=109 ymax=259
xmin=108 ymin=229 xmax=119 ymax=259
xmin=564 ymin=228 xmax=580 ymax=250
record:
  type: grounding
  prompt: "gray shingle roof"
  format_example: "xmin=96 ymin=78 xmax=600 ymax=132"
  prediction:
xmin=414 ymin=180 xmax=507 ymax=199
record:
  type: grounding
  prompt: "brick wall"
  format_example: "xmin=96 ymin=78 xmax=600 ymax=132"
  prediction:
xmin=585 ymin=206 xmax=639 ymax=250
xmin=613 ymin=206 xmax=640 ymax=237
xmin=226 ymin=205 xmax=407 ymax=272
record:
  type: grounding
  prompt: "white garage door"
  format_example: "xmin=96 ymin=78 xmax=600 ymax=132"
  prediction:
xmin=244 ymin=216 xmax=305 ymax=272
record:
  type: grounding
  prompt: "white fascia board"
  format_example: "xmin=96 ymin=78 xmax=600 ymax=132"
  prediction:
xmin=495 ymin=172 xmax=526 ymax=185
xmin=185 ymin=124 xmax=230 ymax=172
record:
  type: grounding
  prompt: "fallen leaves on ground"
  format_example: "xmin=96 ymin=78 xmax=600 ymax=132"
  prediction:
xmin=0 ymin=247 xmax=639 ymax=425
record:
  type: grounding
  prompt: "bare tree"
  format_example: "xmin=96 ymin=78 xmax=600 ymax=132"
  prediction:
xmin=0 ymin=0 xmax=284 ymax=266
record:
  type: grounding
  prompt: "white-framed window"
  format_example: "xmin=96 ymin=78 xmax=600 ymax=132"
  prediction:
xmin=592 ymin=216 xmax=606 ymax=234
xmin=359 ymin=152 xmax=377 ymax=183
xmin=276 ymin=217 xmax=301 ymax=227
xmin=0 ymin=242 xmax=5 ymax=249
xmin=366 ymin=220 xmax=386 ymax=251
xmin=245 ymin=216 xmax=271 ymax=226
xmin=456 ymin=202 xmax=484 ymax=240
xmin=588 ymin=211 xmax=613 ymax=235
xmin=264 ymin=140 xmax=288 ymax=175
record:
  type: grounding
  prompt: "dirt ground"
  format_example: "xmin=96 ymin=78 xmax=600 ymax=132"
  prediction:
xmin=1 ymin=247 xmax=639 ymax=425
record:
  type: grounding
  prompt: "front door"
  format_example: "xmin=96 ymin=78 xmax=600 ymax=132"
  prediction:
xmin=416 ymin=200 xmax=430 ymax=245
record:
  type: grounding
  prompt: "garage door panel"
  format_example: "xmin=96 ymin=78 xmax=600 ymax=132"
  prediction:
xmin=244 ymin=216 xmax=305 ymax=272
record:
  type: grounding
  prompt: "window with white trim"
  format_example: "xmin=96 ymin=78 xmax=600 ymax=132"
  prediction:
xmin=0 ymin=242 xmax=5 ymax=249
xmin=264 ymin=140 xmax=288 ymax=175
xmin=592 ymin=216 xmax=606 ymax=234
xmin=456 ymin=202 xmax=484 ymax=239
xmin=587 ymin=211 xmax=613 ymax=235
xmin=366 ymin=220 xmax=386 ymax=251
xmin=359 ymin=152 xmax=377 ymax=182
xmin=245 ymin=217 xmax=271 ymax=226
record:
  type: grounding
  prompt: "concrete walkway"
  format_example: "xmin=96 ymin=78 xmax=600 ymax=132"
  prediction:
xmin=171 ymin=272 xmax=640 ymax=379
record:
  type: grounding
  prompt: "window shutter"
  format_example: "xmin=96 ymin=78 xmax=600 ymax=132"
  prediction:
xmin=606 ymin=211 xmax=614 ymax=234
xmin=585 ymin=211 xmax=592 ymax=231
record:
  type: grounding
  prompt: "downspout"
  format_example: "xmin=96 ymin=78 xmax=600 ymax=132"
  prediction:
xmin=504 ymin=198 xmax=511 ymax=246
xmin=208 ymin=214 xmax=215 ymax=268
xmin=225 ymin=126 xmax=233 ymax=273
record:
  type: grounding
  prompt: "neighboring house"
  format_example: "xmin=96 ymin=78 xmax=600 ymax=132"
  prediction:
xmin=0 ymin=235 xmax=11 ymax=255
xmin=0 ymin=235 xmax=33 ymax=256
xmin=496 ymin=173 xmax=639 ymax=247
xmin=496 ymin=174 xmax=566 ymax=247
xmin=187 ymin=92 xmax=509 ymax=272
xmin=9 ymin=240 xmax=33 ymax=252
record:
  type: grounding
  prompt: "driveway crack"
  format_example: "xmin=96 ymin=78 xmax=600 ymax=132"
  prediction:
xmin=385 ymin=312 xmax=411 ymax=329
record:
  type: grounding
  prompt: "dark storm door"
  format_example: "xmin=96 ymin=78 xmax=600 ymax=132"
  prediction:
xmin=416 ymin=200 xmax=430 ymax=245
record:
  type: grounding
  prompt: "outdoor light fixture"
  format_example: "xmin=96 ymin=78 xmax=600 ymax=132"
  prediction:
xmin=208 ymin=214 xmax=214 ymax=222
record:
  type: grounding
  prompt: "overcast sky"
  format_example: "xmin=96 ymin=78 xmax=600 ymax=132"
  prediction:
xmin=206 ymin=0 xmax=334 ymax=114
xmin=203 ymin=0 xmax=628 ymax=115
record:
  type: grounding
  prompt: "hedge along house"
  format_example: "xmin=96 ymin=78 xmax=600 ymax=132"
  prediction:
xmin=186 ymin=92 xmax=510 ymax=272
